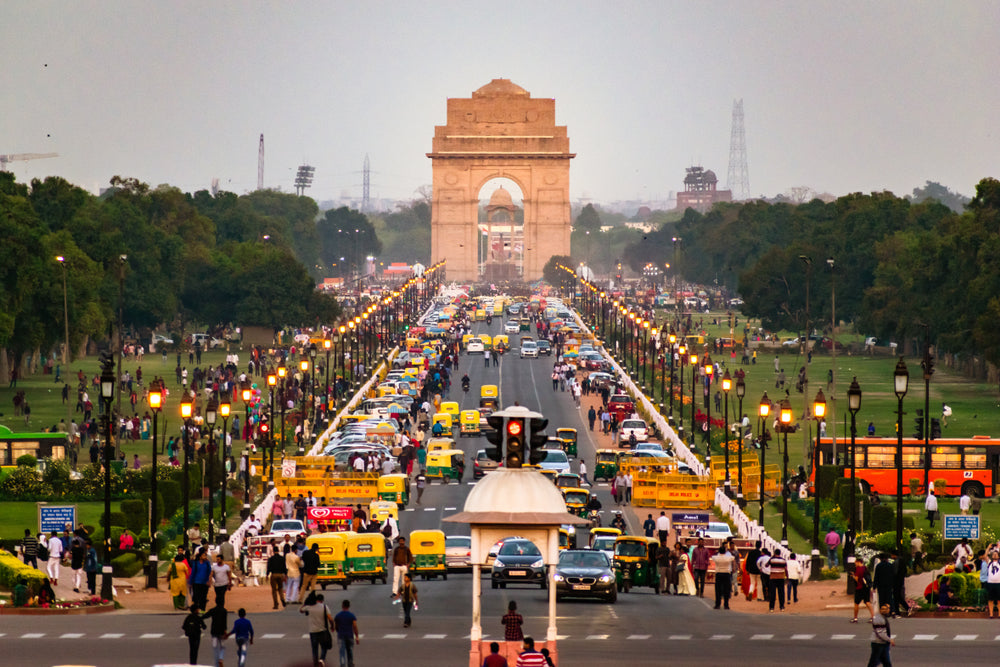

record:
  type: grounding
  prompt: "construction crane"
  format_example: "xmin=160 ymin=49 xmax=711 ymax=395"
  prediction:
xmin=0 ymin=152 xmax=58 ymax=172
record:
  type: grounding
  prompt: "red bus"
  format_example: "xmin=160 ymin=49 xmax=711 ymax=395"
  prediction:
xmin=816 ymin=436 xmax=1000 ymax=498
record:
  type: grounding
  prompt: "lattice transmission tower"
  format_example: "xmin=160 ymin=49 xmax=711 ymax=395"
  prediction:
xmin=362 ymin=154 xmax=370 ymax=212
xmin=726 ymin=99 xmax=750 ymax=200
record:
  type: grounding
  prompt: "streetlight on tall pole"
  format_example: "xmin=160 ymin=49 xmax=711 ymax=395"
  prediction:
xmin=779 ymin=398 xmax=793 ymax=547
xmin=735 ymin=374 xmax=746 ymax=506
xmin=146 ymin=381 xmax=163 ymax=590
xmin=240 ymin=385 xmax=252 ymax=520
xmin=667 ymin=331 xmax=676 ymax=420
xmin=219 ymin=399 xmax=231 ymax=539
xmin=894 ymin=358 xmax=910 ymax=559
xmin=758 ymin=393 xmax=771 ymax=526
xmin=267 ymin=372 xmax=277 ymax=488
xmin=323 ymin=339 xmax=332 ymax=424
xmin=180 ymin=395 xmax=194 ymax=552
xmin=99 ymin=356 xmax=115 ymax=601
xmin=811 ymin=389 xmax=826 ymax=580
xmin=704 ymin=357 xmax=714 ymax=455
xmin=689 ymin=352 xmax=698 ymax=447
xmin=276 ymin=366 xmax=287 ymax=454
xmin=205 ymin=399 xmax=218 ymax=543
xmin=846 ymin=377 xmax=862 ymax=572
xmin=721 ymin=369 xmax=732 ymax=498
xmin=299 ymin=358 xmax=310 ymax=455
xmin=677 ymin=343 xmax=686 ymax=442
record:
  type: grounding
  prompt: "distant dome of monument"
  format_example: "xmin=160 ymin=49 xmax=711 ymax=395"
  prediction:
xmin=473 ymin=79 xmax=530 ymax=98
xmin=488 ymin=186 xmax=514 ymax=209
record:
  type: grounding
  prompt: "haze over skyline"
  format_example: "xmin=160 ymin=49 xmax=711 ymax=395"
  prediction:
xmin=3 ymin=1 xmax=997 ymax=206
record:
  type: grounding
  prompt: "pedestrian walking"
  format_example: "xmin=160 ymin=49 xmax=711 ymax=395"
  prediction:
xmin=767 ymin=551 xmax=787 ymax=612
xmin=170 ymin=553 xmax=191 ymax=610
xmin=483 ymin=641 xmax=509 ymax=667
xmin=624 ymin=471 xmax=633 ymax=505
xmin=334 ymin=598 xmax=360 ymax=667
xmin=267 ymin=545 xmax=287 ymax=609
xmin=712 ymin=545 xmax=735 ymax=609
xmin=203 ymin=601 xmax=228 ymax=667
xmin=502 ymin=600 xmax=524 ymax=641
xmin=587 ymin=406 xmax=596 ymax=431
xmin=867 ymin=603 xmax=895 ymax=666
xmin=391 ymin=536 xmax=414 ymax=596
xmin=299 ymin=542 xmax=320 ymax=602
xmin=300 ymin=592 xmax=335 ymax=667
xmin=578 ymin=459 xmax=590 ymax=486
xmin=656 ymin=511 xmax=671 ymax=546
xmin=285 ymin=543 xmax=302 ymax=603
xmin=20 ymin=529 xmax=38 ymax=568
xmin=415 ymin=469 xmax=427 ymax=504
xmin=515 ymin=637 xmax=547 ymax=667
xmin=211 ymin=553 xmax=232 ymax=607
xmin=227 ymin=608 xmax=254 ymax=667
xmin=83 ymin=538 xmax=99 ymax=595
xmin=786 ymin=553 xmax=802 ymax=603
xmin=691 ymin=537 xmax=709 ymax=597
xmin=182 ymin=606 xmax=207 ymax=666
xmin=643 ymin=514 xmax=656 ymax=539
xmin=400 ymin=572 xmax=419 ymax=627
xmin=46 ymin=530 xmax=63 ymax=584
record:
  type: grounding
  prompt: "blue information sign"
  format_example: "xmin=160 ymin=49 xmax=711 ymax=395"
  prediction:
xmin=943 ymin=514 xmax=980 ymax=541
xmin=38 ymin=504 xmax=77 ymax=535
xmin=672 ymin=512 xmax=710 ymax=526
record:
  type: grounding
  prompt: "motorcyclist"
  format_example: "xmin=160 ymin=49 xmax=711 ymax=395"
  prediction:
xmin=610 ymin=511 xmax=627 ymax=533
xmin=461 ymin=374 xmax=470 ymax=392
xmin=585 ymin=494 xmax=602 ymax=512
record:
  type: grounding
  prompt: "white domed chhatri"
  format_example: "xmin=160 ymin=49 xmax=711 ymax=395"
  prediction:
xmin=446 ymin=468 xmax=587 ymax=526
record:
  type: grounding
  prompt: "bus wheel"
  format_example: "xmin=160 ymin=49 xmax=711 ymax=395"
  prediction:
xmin=961 ymin=481 xmax=985 ymax=498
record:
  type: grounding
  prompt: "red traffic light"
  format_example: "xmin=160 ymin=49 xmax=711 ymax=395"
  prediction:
xmin=260 ymin=423 xmax=269 ymax=433
xmin=507 ymin=420 xmax=522 ymax=437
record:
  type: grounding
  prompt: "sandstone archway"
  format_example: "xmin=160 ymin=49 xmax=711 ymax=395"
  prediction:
xmin=428 ymin=79 xmax=574 ymax=282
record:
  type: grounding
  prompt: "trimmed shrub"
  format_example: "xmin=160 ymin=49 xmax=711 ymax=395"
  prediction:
xmin=0 ymin=551 xmax=47 ymax=592
xmin=111 ymin=551 xmax=144 ymax=577
xmin=100 ymin=511 xmax=128 ymax=530
xmin=159 ymin=480 xmax=181 ymax=518
xmin=0 ymin=466 xmax=48 ymax=499
xmin=120 ymin=499 xmax=147 ymax=534
xmin=16 ymin=454 xmax=37 ymax=468
xmin=42 ymin=458 xmax=72 ymax=496
xmin=816 ymin=465 xmax=843 ymax=499
xmin=871 ymin=504 xmax=895 ymax=535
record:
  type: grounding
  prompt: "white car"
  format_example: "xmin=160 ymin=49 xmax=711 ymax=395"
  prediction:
xmin=269 ymin=519 xmax=307 ymax=539
xmin=520 ymin=341 xmax=539 ymax=358
xmin=446 ymin=535 xmax=473 ymax=569
xmin=467 ymin=339 xmax=485 ymax=354
xmin=189 ymin=332 xmax=224 ymax=349
xmin=701 ymin=522 xmax=734 ymax=540
xmin=537 ymin=449 xmax=570 ymax=474
xmin=504 ymin=321 xmax=520 ymax=334
xmin=634 ymin=442 xmax=663 ymax=452
xmin=619 ymin=419 xmax=650 ymax=444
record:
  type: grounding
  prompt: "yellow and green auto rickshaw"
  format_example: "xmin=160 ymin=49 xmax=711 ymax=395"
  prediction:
xmin=307 ymin=532 xmax=353 ymax=591
xmin=613 ymin=535 xmax=660 ymax=593
xmin=426 ymin=437 xmax=455 ymax=454
xmin=589 ymin=527 xmax=622 ymax=547
xmin=345 ymin=532 xmax=387 ymax=584
xmin=440 ymin=401 xmax=460 ymax=418
xmin=459 ymin=410 xmax=481 ymax=437
xmin=368 ymin=499 xmax=398 ymax=525
xmin=555 ymin=473 xmax=583 ymax=490
xmin=479 ymin=334 xmax=492 ymax=350
xmin=377 ymin=473 xmax=410 ymax=508
xmin=559 ymin=528 xmax=572 ymax=551
xmin=539 ymin=468 xmax=559 ymax=484
xmin=431 ymin=412 xmax=453 ymax=434
xmin=561 ymin=487 xmax=590 ymax=518
xmin=556 ymin=428 xmax=578 ymax=458
xmin=409 ymin=529 xmax=448 ymax=580
xmin=425 ymin=449 xmax=465 ymax=483
xmin=594 ymin=449 xmax=619 ymax=482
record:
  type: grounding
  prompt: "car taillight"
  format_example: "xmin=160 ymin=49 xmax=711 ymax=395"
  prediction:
xmin=474 ymin=460 xmax=480 ymax=467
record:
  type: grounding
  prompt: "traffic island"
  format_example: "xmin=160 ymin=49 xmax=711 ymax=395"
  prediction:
xmin=0 ymin=597 xmax=116 ymax=615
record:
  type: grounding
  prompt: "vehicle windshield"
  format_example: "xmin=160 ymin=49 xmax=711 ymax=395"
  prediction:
xmin=615 ymin=541 xmax=647 ymax=557
xmin=592 ymin=537 xmax=615 ymax=551
xmin=622 ymin=420 xmax=646 ymax=429
xmin=543 ymin=450 xmax=568 ymax=463
xmin=564 ymin=492 xmax=588 ymax=504
xmin=597 ymin=453 xmax=616 ymax=463
xmin=272 ymin=521 xmax=303 ymax=531
xmin=498 ymin=541 xmax=541 ymax=557
xmin=560 ymin=552 xmax=609 ymax=568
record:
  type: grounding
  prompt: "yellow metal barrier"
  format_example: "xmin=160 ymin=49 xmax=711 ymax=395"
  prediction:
xmin=631 ymin=473 xmax=714 ymax=509
xmin=742 ymin=464 xmax=781 ymax=501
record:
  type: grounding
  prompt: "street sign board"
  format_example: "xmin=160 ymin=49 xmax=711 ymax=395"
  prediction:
xmin=671 ymin=512 xmax=710 ymax=527
xmin=37 ymin=503 xmax=77 ymax=534
xmin=943 ymin=514 xmax=980 ymax=540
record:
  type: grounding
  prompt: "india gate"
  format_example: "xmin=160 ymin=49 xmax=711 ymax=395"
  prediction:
xmin=428 ymin=79 xmax=574 ymax=282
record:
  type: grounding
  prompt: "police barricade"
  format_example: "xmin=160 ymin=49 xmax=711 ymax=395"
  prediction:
xmin=742 ymin=464 xmax=781 ymax=501
xmin=632 ymin=473 xmax=714 ymax=509
xmin=710 ymin=455 xmax=760 ymax=486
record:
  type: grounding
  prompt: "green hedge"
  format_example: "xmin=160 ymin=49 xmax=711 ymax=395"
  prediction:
xmin=0 ymin=551 xmax=47 ymax=592
xmin=100 ymin=511 xmax=128 ymax=530
xmin=159 ymin=480 xmax=181 ymax=519
xmin=816 ymin=465 xmax=843 ymax=499
xmin=110 ymin=551 xmax=145 ymax=578
xmin=120 ymin=499 xmax=147 ymax=534
xmin=871 ymin=504 xmax=895 ymax=534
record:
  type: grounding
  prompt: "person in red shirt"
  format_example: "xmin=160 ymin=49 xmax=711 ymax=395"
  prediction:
xmin=515 ymin=637 xmax=547 ymax=667
xmin=483 ymin=641 xmax=508 ymax=667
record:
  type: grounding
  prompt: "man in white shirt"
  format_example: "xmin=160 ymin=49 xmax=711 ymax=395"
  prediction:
xmin=353 ymin=456 xmax=366 ymax=473
xmin=624 ymin=472 xmax=633 ymax=505
xmin=578 ymin=459 xmax=590 ymax=486
xmin=655 ymin=512 xmax=671 ymax=545
xmin=960 ymin=493 xmax=972 ymax=515
xmin=46 ymin=530 xmax=63 ymax=584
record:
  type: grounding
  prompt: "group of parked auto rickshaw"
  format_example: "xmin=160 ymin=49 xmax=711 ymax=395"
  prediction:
xmin=305 ymin=528 xmax=450 ymax=589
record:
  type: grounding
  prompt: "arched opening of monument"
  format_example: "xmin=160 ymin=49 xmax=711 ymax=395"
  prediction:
xmin=478 ymin=179 xmax=524 ymax=282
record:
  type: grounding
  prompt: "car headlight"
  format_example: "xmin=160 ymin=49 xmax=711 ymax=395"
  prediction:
xmin=599 ymin=574 xmax=613 ymax=582
xmin=553 ymin=574 xmax=565 ymax=582
xmin=530 ymin=558 xmax=544 ymax=569
xmin=493 ymin=559 xmax=504 ymax=568
xmin=568 ymin=526 xmax=576 ymax=535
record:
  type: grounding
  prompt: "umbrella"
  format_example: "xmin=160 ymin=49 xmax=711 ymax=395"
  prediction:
xmin=387 ymin=404 xmax=408 ymax=416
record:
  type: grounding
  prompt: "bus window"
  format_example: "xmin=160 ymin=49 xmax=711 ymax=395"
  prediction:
xmin=867 ymin=446 xmax=895 ymax=468
xmin=902 ymin=447 xmax=924 ymax=468
xmin=964 ymin=447 xmax=987 ymax=469
xmin=931 ymin=446 xmax=961 ymax=469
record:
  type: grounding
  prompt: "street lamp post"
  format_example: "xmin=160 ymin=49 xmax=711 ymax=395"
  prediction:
xmin=323 ymin=339 xmax=332 ymax=425
xmin=722 ymin=370 xmax=732 ymax=498
xmin=676 ymin=343 xmax=686 ymax=441
xmin=267 ymin=373 xmax=277 ymax=488
xmin=689 ymin=352 xmax=698 ymax=447
xmin=180 ymin=396 xmax=193 ymax=552
xmin=299 ymin=358 xmax=310 ymax=455
xmin=146 ymin=381 xmax=163 ymax=589
xmin=736 ymin=375 xmax=746 ymax=506
xmin=811 ymin=389 xmax=826 ymax=580
xmin=99 ymin=358 xmax=115 ymax=601
xmin=205 ymin=399 xmax=218 ymax=543
xmin=846 ymin=377 xmax=862 ymax=588
xmin=240 ymin=386 xmax=251 ymax=520
xmin=704 ymin=358 xmax=714 ymax=456
xmin=309 ymin=344 xmax=318 ymax=440
xmin=894 ymin=357 xmax=909 ymax=559
xmin=277 ymin=366 xmax=287 ymax=454
xmin=667 ymin=332 xmax=676 ymax=420
xmin=758 ymin=393 xmax=771 ymax=526
xmin=779 ymin=398 xmax=793 ymax=547
xmin=641 ymin=321 xmax=650 ymax=389
xmin=219 ymin=399 xmax=231 ymax=539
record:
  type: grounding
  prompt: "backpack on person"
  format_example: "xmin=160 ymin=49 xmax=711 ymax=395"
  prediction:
xmin=37 ymin=543 xmax=49 ymax=561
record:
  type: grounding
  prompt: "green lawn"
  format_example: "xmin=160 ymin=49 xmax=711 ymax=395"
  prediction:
xmin=0 ymin=501 xmax=122 ymax=542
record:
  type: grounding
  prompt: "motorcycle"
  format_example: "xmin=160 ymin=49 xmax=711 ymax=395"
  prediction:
xmin=461 ymin=379 xmax=470 ymax=393
xmin=587 ymin=509 xmax=602 ymax=528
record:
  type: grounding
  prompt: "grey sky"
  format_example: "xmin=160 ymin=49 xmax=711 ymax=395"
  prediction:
xmin=3 ymin=1 xmax=997 ymax=205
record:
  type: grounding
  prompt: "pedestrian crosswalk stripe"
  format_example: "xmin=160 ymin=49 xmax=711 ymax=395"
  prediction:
xmin=261 ymin=633 xmax=285 ymax=639
xmin=913 ymin=634 xmax=938 ymax=641
xmin=668 ymin=635 xmax=691 ymax=640
xmin=791 ymin=634 xmax=814 ymax=640
xmin=21 ymin=633 xmax=45 ymax=639
xmin=709 ymin=634 xmax=733 ymax=640
xmin=556 ymin=635 xmax=569 ymax=641
xmin=140 ymin=633 xmax=164 ymax=639
xmin=424 ymin=634 xmax=447 ymax=639
xmin=586 ymin=634 xmax=609 ymax=640
xmin=384 ymin=633 xmax=407 ymax=639
xmin=444 ymin=507 xmax=457 ymax=511
xmin=955 ymin=634 xmax=978 ymax=641
xmin=424 ymin=507 xmax=436 ymax=511
xmin=404 ymin=508 xmax=416 ymax=512
xmin=60 ymin=633 xmax=84 ymax=639
xmin=627 ymin=634 xmax=650 ymax=640
xmin=467 ymin=482 xmax=476 ymax=485
xmin=750 ymin=634 xmax=773 ymax=640
xmin=831 ymin=634 xmax=855 ymax=640
xmin=100 ymin=633 xmax=124 ymax=639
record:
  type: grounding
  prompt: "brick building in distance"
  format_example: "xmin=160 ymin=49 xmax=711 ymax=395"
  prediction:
xmin=675 ymin=166 xmax=732 ymax=212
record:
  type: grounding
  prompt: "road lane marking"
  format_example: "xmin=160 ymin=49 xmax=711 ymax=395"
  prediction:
xmin=22 ymin=633 xmax=45 ymax=639
xmin=60 ymin=633 xmax=84 ymax=639
xmin=424 ymin=507 xmax=437 ymax=511
xmin=100 ymin=633 xmax=124 ymax=639
xmin=404 ymin=508 xmax=416 ymax=512
xmin=913 ymin=634 xmax=938 ymax=641
xmin=627 ymin=634 xmax=650 ymax=640
xmin=384 ymin=633 xmax=407 ymax=639
xmin=709 ymin=634 xmax=733 ymax=640
xmin=831 ymin=634 xmax=855 ymax=640
xmin=586 ymin=634 xmax=609 ymax=640
xmin=668 ymin=635 xmax=691 ymax=640
xmin=955 ymin=634 xmax=978 ymax=641
xmin=261 ymin=633 xmax=285 ymax=639
xmin=467 ymin=482 xmax=476 ymax=485
xmin=140 ymin=633 xmax=164 ymax=639
xmin=424 ymin=634 xmax=447 ymax=639
xmin=444 ymin=507 xmax=457 ymax=511
xmin=750 ymin=634 xmax=773 ymax=640
xmin=790 ymin=634 xmax=815 ymax=640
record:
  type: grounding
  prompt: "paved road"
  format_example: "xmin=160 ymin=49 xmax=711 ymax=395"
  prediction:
xmin=3 ymin=316 xmax=997 ymax=665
